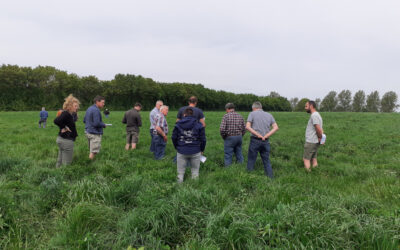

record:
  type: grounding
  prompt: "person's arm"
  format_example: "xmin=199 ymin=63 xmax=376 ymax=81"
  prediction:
xmin=155 ymin=116 xmax=167 ymax=142
xmin=122 ymin=113 xmax=127 ymax=124
xmin=314 ymin=124 xmax=323 ymax=141
xmin=54 ymin=112 xmax=71 ymax=133
xmin=92 ymin=110 xmax=106 ymax=128
xmin=246 ymin=122 xmax=263 ymax=139
xmin=155 ymin=126 xmax=167 ymax=142
xmin=241 ymin=117 xmax=246 ymax=136
xmin=199 ymin=118 xmax=206 ymax=127
xmin=219 ymin=116 xmax=227 ymax=139
xmin=54 ymin=112 xmax=66 ymax=128
xmin=138 ymin=114 xmax=142 ymax=127
xmin=263 ymin=123 xmax=279 ymax=140
xmin=199 ymin=126 xmax=206 ymax=153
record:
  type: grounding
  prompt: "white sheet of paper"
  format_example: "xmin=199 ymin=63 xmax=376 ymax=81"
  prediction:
xmin=105 ymin=124 xmax=112 ymax=126
xmin=200 ymin=155 xmax=207 ymax=163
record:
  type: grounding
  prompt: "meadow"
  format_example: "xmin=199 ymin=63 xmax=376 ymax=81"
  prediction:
xmin=0 ymin=110 xmax=399 ymax=249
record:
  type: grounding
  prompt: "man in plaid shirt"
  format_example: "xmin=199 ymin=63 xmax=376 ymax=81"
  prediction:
xmin=152 ymin=105 xmax=169 ymax=160
xmin=220 ymin=103 xmax=246 ymax=166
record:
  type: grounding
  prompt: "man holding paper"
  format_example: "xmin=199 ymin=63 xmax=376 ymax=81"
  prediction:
xmin=83 ymin=95 xmax=107 ymax=160
xmin=172 ymin=108 xmax=206 ymax=183
xmin=303 ymin=100 xmax=324 ymax=171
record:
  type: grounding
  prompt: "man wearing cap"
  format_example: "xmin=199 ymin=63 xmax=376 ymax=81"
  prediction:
xmin=246 ymin=101 xmax=279 ymax=178
xmin=219 ymin=103 xmax=246 ymax=166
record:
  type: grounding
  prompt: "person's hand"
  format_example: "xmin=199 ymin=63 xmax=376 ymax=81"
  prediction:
xmin=61 ymin=127 xmax=71 ymax=133
xmin=163 ymin=135 xmax=168 ymax=142
xmin=257 ymin=134 xmax=263 ymax=139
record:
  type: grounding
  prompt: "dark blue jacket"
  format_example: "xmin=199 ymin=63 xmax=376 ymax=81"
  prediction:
xmin=40 ymin=110 xmax=48 ymax=119
xmin=83 ymin=104 xmax=105 ymax=134
xmin=172 ymin=116 xmax=206 ymax=155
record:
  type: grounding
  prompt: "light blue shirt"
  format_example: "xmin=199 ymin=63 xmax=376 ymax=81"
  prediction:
xmin=149 ymin=107 xmax=160 ymax=129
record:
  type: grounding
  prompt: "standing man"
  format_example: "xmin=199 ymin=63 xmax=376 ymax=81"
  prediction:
xmin=303 ymin=100 xmax=323 ymax=171
xmin=219 ymin=103 xmax=246 ymax=166
xmin=83 ymin=96 xmax=106 ymax=160
xmin=152 ymin=105 xmax=169 ymax=160
xmin=177 ymin=96 xmax=205 ymax=127
xmin=122 ymin=103 xmax=142 ymax=150
xmin=39 ymin=107 xmax=48 ymax=128
xmin=246 ymin=101 xmax=279 ymax=178
xmin=150 ymin=100 xmax=163 ymax=153
xmin=172 ymin=108 xmax=206 ymax=183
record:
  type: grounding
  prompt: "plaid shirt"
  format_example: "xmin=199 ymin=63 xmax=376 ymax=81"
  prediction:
xmin=154 ymin=113 xmax=168 ymax=134
xmin=220 ymin=111 xmax=246 ymax=139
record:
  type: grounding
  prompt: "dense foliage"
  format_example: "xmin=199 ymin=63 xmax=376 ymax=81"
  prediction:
xmin=0 ymin=64 xmax=291 ymax=111
xmin=0 ymin=111 xmax=399 ymax=249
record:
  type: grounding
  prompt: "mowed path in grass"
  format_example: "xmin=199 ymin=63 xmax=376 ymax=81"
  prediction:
xmin=0 ymin=111 xmax=399 ymax=249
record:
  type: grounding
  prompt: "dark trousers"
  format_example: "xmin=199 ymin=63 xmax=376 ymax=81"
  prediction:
xmin=150 ymin=129 xmax=155 ymax=152
xmin=247 ymin=137 xmax=273 ymax=178
xmin=224 ymin=135 xmax=243 ymax=166
xmin=152 ymin=134 xmax=166 ymax=160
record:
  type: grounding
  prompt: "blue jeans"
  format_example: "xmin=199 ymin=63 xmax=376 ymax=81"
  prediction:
xmin=224 ymin=135 xmax=243 ymax=166
xmin=150 ymin=129 xmax=155 ymax=152
xmin=247 ymin=137 xmax=273 ymax=178
xmin=152 ymin=135 xmax=166 ymax=160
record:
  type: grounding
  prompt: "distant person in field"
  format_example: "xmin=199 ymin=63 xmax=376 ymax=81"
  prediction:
xmin=152 ymin=105 xmax=169 ymax=160
xmin=53 ymin=95 xmax=80 ymax=167
xmin=220 ymin=103 xmax=246 ymax=166
xmin=104 ymin=108 xmax=110 ymax=118
xmin=246 ymin=101 xmax=279 ymax=178
xmin=149 ymin=100 xmax=163 ymax=153
xmin=122 ymin=102 xmax=142 ymax=150
xmin=177 ymin=96 xmax=206 ymax=127
xmin=303 ymin=100 xmax=324 ymax=171
xmin=83 ymin=96 xmax=106 ymax=160
xmin=172 ymin=108 xmax=206 ymax=183
xmin=39 ymin=107 xmax=48 ymax=128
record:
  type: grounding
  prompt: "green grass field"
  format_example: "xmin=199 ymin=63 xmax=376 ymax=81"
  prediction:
xmin=0 ymin=111 xmax=399 ymax=249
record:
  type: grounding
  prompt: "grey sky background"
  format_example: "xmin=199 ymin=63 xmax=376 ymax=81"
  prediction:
xmin=1 ymin=0 xmax=400 ymax=99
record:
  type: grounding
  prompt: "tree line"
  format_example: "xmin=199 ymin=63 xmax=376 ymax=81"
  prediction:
xmin=289 ymin=90 xmax=398 ymax=113
xmin=1 ymin=64 xmax=397 ymax=112
xmin=0 ymin=64 xmax=291 ymax=111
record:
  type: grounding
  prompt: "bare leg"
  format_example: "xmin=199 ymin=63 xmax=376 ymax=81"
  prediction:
xmin=125 ymin=144 xmax=130 ymax=150
xmin=303 ymin=158 xmax=311 ymax=172
xmin=89 ymin=152 xmax=96 ymax=160
xmin=312 ymin=158 xmax=318 ymax=168
xmin=131 ymin=143 xmax=136 ymax=150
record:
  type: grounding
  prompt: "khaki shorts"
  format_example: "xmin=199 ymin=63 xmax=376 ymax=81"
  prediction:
xmin=86 ymin=133 xmax=102 ymax=153
xmin=126 ymin=130 xmax=139 ymax=144
xmin=303 ymin=142 xmax=319 ymax=160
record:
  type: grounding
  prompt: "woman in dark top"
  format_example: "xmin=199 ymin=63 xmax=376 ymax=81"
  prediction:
xmin=54 ymin=94 xmax=80 ymax=167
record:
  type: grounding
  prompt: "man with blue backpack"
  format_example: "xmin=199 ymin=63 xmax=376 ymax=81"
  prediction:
xmin=172 ymin=108 xmax=206 ymax=183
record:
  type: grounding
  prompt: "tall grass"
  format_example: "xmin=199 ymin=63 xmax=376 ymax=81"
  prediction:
xmin=0 ymin=111 xmax=399 ymax=249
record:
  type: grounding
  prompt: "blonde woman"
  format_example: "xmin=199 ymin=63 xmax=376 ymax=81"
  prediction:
xmin=53 ymin=94 xmax=80 ymax=167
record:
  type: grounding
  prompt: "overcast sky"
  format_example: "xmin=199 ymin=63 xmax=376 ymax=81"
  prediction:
xmin=1 ymin=0 xmax=400 ymax=99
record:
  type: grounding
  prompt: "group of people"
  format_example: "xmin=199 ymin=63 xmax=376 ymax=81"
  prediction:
xmin=49 ymin=94 xmax=324 ymax=181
